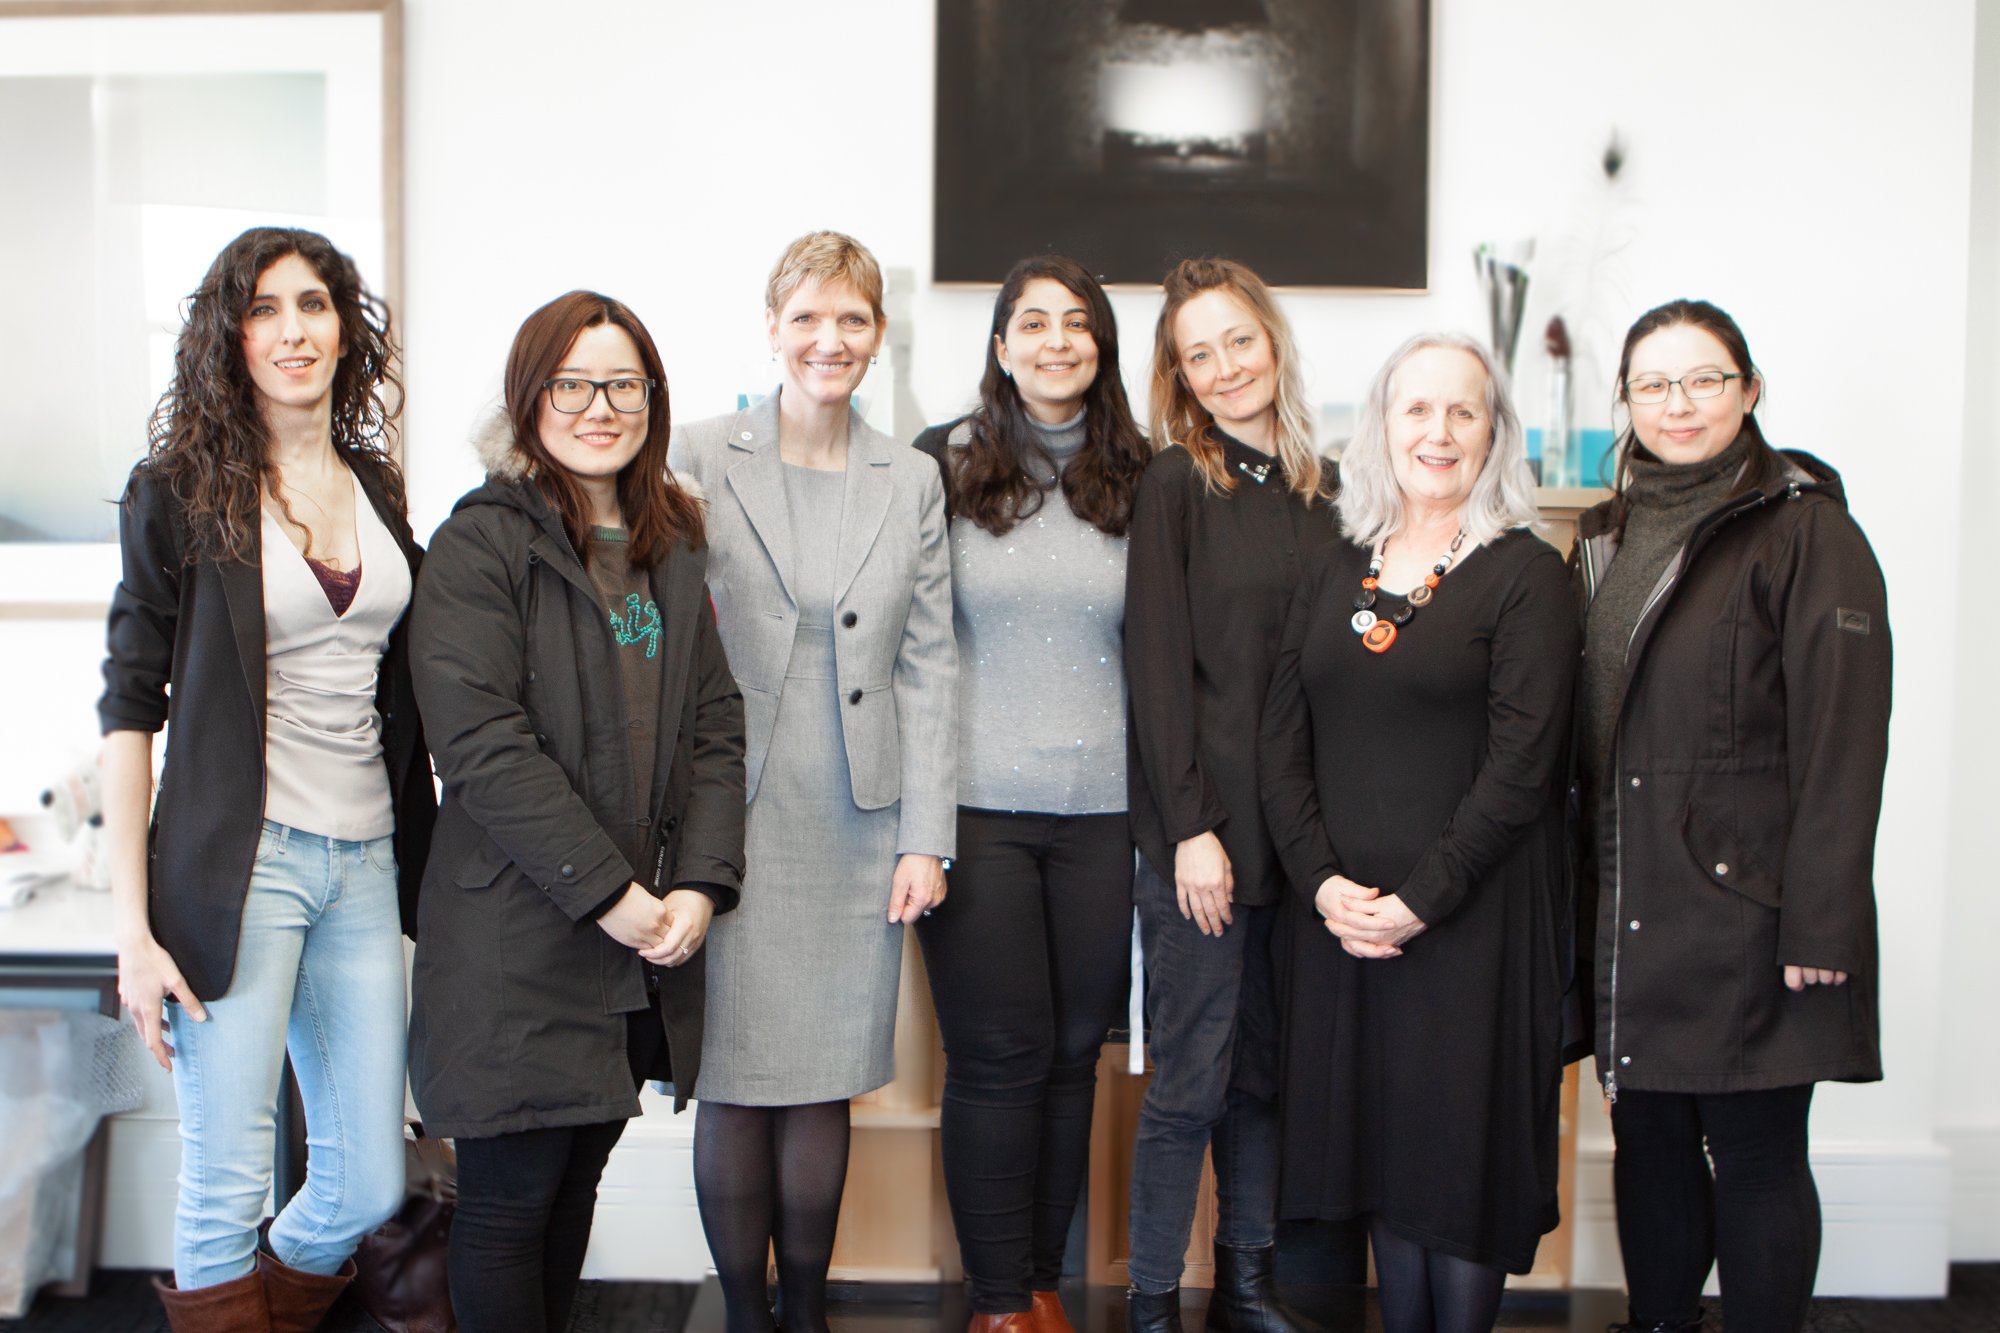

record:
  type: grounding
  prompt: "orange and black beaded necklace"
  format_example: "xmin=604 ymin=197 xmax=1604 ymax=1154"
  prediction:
xmin=1351 ymin=529 xmax=1467 ymax=653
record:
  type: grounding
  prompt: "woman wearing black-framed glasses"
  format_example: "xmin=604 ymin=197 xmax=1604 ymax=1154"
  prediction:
xmin=1570 ymin=299 xmax=1891 ymax=1333
xmin=407 ymin=290 xmax=745 ymax=1333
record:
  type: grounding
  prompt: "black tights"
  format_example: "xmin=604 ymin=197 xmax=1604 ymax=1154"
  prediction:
xmin=1611 ymin=1083 xmax=1819 ymax=1332
xmin=1368 ymin=1220 xmax=1506 ymax=1333
xmin=694 ymin=1099 xmax=851 ymax=1333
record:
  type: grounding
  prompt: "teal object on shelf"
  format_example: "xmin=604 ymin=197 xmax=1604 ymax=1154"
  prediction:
xmin=1527 ymin=427 xmax=1616 ymax=487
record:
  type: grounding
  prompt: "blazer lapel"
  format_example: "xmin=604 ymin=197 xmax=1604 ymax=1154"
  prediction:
xmin=220 ymin=538 xmax=267 ymax=736
xmin=724 ymin=395 xmax=798 ymax=608
xmin=833 ymin=412 xmax=894 ymax=605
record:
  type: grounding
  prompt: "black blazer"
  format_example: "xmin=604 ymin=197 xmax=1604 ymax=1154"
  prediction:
xmin=98 ymin=458 xmax=437 ymax=1002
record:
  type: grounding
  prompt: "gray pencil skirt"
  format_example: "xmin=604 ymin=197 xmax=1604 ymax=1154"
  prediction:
xmin=695 ymin=626 xmax=903 ymax=1105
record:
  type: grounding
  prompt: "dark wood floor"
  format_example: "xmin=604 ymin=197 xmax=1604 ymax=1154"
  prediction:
xmin=8 ymin=1268 xmax=1999 ymax=1332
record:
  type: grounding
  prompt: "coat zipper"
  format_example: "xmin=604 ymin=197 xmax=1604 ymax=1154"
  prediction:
xmin=1598 ymin=484 xmax=1797 ymax=1102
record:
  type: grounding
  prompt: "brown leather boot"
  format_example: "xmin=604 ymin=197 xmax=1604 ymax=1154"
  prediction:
xmin=1030 ymin=1289 xmax=1076 ymax=1333
xmin=153 ymin=1270 xmax=270 ymax=1332
xmin=257 ymin=1247 xmax=356 ymax=1333
xmin=966 ymin=1312 xmax=1038 ymax=1333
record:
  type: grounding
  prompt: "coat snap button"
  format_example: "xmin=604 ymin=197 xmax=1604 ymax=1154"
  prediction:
xmin=665 ymin=816 xmax=678 ymax=831
xmin=1628 ymin=920 xmax=1641 ymax=931
xmin=1629 ymin=776 xmax=1642 ymax=788
xmin=560 ymin=863 xmax=575 ymax=878
xmin=842 ymin=611 xmax=858 ymax=628
xmin=1620 ymin=1055 xmax=1631 ymax=1066
xmin=1714 ymin=862 xmax=1729 ymax=875
xmin=536 ymin=732 xmax=548 ymax=744
xmin=740 ymin=431 xmax=753 ymax=441
xmin=528 ymin=551 xmax=539 ymax=564
xmin=848 ymin=689 xmax=863 ymax=705
xmin=527 ymin=670 xmax=537 ymax=683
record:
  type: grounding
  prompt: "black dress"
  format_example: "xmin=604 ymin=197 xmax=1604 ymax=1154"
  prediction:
xmin=1258 ymin=529 xmax=1578 ymax=1274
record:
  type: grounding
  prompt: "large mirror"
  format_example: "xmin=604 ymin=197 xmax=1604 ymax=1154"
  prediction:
xmin=0 ymin=1 xmax=400 ymax=606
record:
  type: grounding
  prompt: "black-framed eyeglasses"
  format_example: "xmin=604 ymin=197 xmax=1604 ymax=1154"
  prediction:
xmin=1624 ymin=371 xmax=1743 ymax=405
xmin=543 ymin=377 xmax=655 ymax=414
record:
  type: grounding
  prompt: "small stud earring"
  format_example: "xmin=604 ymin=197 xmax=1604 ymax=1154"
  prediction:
xmin=870 ymin=355 xmax=879 ymax=367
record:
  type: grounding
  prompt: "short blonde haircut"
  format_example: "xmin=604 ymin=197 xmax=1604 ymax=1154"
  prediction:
xmin=765 ymin=230 xmax=886 ymax=323
xmin=1337 ymin=332 xmax=1541 ymax=548
xmin=1148 ymin=257 xmax=1321 ymax=500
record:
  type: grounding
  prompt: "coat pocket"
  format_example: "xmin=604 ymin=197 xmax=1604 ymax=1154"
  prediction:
xmin=1680 ymin=802 xmax=1782 ymax=909
xmin=453 ymin=833 xmax=513 ymax=890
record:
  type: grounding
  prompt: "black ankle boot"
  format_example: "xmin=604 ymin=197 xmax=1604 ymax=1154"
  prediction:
xmin=1126 ymin=1285 xmax=1185 ymax=1333
xmin=1203 ymin=1243 xmax=1313 ymax=1333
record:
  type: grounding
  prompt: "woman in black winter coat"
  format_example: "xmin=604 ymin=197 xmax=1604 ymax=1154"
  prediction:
xmin=1572 ymin=300 xmax=1891 ymax=1333
xmin=408 ymin=291 xmax=746 ymax=1333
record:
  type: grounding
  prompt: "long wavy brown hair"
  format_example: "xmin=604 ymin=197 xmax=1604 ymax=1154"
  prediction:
xmin=502 ymin=291 xmax=704 ymax=563
xmin=142 ymin=226 xmax=405 ymax=564
xmin=949 ymin=256 xmax=1149 ymax=537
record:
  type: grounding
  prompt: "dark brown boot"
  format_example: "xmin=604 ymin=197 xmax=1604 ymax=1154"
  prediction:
xmin=257 ymin=1246 xmax=355 ymax=1333
xmin=153 ymin=1270 xmax=270 ymax=1332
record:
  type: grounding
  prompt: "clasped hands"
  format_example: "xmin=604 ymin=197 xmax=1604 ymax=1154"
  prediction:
xmin=1314 ymin=874 xmax=1426 ymax=959
xmin=598 ymin=883 xmax=715 ymax=965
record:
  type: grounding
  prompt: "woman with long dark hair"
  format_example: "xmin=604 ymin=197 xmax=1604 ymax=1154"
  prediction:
xmin=99 ymin=226 xmax=434 ymax=1330
xmin=408 ymin=291 xmax=745 ymax=1333
xmin=911 ymin=255 xmax=1150 ymax=1332
xmin=1573 ymin=300 xmax=1890 ymax=1332
xmin=1122 ymin=257 xmax=1335 ymax=1333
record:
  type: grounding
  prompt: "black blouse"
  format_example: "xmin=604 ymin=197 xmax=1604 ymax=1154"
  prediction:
xmin=1124 ymin=435 xmax=1339 ymax=906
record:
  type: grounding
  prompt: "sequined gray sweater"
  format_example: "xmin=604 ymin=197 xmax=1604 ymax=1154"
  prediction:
xmin=931 ymin=412 xmax=1128 ymax=814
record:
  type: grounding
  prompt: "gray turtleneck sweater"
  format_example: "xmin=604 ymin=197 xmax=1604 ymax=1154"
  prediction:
xmin=945 ymin=411 xmax=1128 ymax=814
xmin=1579 ymin=431 xmax=1753 ymax=814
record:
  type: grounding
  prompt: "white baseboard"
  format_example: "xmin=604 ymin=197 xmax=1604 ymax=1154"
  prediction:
xmin=1937 ymin=1121 xmax=2000 ymax=1261
xmin=1569 ymin=1137 xmax=1952 ymax=1298
xmin=580 ymin=1090 xmax=711 ymax=1281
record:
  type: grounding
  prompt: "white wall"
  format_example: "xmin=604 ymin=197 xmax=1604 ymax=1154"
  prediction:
xmin=1939 ymin=0 xmax=2000 ymax=1264
xmin=1 ymin=0 xmax=1991 ymax=1295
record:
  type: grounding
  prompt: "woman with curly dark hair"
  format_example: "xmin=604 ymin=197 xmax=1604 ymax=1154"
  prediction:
xmin=98 ymin=226 xmax=434 ymax=1331
xmin=911 ymin=255 xmax=1149 ymax=1332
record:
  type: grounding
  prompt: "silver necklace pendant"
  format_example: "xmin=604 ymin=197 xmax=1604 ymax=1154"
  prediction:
xmin=1237 ymin=459 xmax=1271 ymax=484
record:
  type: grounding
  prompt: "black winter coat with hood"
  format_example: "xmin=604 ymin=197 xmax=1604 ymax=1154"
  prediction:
xmin=1571 ymin=448 xmax=1890 ymax=1098
xmin=407 ymin=433 xmax=745 ymax=1137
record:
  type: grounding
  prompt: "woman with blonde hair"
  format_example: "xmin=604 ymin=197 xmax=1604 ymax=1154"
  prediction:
xmin=1261 ymin=332 xmax=1574 ymax=1333
xmin=670 ymin=231 xmax=956 ymax=1333
xmin=1122 ymin=257 xmax=1335 ymax=1333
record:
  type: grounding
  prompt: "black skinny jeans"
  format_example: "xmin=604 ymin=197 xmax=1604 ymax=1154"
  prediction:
xmin=916 ymin=808 xmax=1133 ymax=1313
xmin=448 ymin=1009 xmax=664 ymax=1333
xmin=1611 ymin=1083 xmax=1820 ymax=1332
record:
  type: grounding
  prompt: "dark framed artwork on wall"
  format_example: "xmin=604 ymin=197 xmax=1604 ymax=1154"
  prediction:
xmin=933 ymin=0 xmax=1430 ymax=289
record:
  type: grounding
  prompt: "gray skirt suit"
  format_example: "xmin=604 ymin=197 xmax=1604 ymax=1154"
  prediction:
xmin=669 ymin=391 xmax=956 ymax=1104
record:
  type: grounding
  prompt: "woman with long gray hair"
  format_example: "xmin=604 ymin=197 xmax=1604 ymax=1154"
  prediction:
xmin=1259 ymin=333 xmax=1575 ymax=1333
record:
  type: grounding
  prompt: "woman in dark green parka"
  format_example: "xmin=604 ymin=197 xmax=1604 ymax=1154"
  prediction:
xmin=409 ymin=291 xmax=745 ymax=1333
xmin=1572 ymin=299 xmax=1890 ymax=1333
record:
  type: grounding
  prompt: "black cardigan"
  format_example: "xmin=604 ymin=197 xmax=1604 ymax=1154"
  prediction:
xmin=98 ymin=458 xmax=437 ymax=1002
xmin=1124 ymin=438 xmax=1339 ymax=905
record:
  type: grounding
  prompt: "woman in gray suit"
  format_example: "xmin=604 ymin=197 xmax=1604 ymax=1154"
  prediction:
xmin=669 ymin=230 xmax=956 ymax=1333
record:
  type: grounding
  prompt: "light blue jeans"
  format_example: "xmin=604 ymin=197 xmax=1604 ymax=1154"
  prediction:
xmin=166 ymin=819 xmax=408 ymax=1288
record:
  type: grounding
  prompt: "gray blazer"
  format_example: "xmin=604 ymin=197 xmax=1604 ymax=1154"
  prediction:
xmin=670 ymin=390 xmax=957 ymax=859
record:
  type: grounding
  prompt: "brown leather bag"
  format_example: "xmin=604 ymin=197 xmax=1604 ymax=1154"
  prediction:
xmin=353 ymin=1123 xmax=456 ymax=1332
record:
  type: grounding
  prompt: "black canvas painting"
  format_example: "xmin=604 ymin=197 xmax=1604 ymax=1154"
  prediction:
xmin=934 ymin=0 xmax=1431 ymax=289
